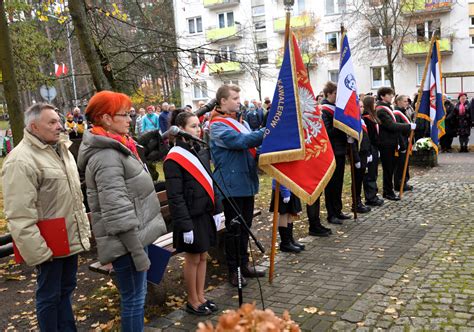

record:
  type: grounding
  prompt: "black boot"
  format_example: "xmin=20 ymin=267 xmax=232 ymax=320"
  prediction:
xmin=288 ymin=223 xmax=305 ymax=250
xmin=278 ymin=227 xmax=301 ymax=253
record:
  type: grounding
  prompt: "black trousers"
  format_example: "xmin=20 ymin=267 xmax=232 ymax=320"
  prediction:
xmin=306 ymin=197 xmax=321 ymax=230
xmin=439 ymin=134 xmax=454 ymax=150
xmin=354 ymin=166 xmax=366 ymax=204
xmin=324 ymin=154 xmax=345 ymax=219
xmin=394 ymin=151 xmax=410 ymax=190
xmin=459 ymin=135 xmax=470 ymax=147
xmin=222 ymin=196 xmax=254 ymax=272
xmin=363 ymin=145 xmax=380 ymax=202
xmin=379 ymin=145 xmax=397 ymax=196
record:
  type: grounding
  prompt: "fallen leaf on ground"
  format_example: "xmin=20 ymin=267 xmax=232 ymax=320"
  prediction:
xmin=303 ymin=307 xmax=318 ymax=314
xmin=384 ymin=308 xmax=397 ymax=314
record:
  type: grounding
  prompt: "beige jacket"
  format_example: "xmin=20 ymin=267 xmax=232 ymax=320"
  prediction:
xmin=2 ymin=129 xmax=90 ymax=266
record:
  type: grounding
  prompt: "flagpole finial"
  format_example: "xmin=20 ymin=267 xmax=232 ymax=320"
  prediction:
xmin=284 ymin=0 xmax=294 ymax=11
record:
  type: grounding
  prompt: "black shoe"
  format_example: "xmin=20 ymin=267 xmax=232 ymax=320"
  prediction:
xmin=356 ymin=203 xmax=371 ymax=213
xmin=366 ymin=197 xmax=384 ymax=206
xmin=229 ymin=272 xmax=248 ymax=287
xmin=241 ymin=265 xmax=266 ymax=278
xmin=288 ymin=223 xmax=305 ymax=250
xmin=336 ymin=212 xmax=351 ymax=220
xmin=383 ymin=193 xmax=400 ymax=201
xmin=308 ymin=226 xmax=330 ymax=237
xmin=321 ymin=225 xmax=333 ymax=234
xmin=186 ymin=302 xmax=212 ymax=316
xmin=403 ymin=184 xmax=413 ymax=191
xmin=280 ymin=241 xmax=302 ymax=253
xmin=328 ymin=216 xmax=343 ymax=225
xmin=204 ymin=300 xmax=218 ymax=312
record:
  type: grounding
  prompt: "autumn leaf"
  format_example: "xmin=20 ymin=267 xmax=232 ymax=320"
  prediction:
xmin=303 ymin=307 xmax=318 ymax=314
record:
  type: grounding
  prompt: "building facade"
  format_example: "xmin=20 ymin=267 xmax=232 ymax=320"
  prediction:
xmin=173 ymin=0 xmax=474 ymax=107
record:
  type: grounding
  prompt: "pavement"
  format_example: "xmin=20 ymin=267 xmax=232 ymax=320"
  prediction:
xmin=146 ymin=152 xmax=474 ymax=331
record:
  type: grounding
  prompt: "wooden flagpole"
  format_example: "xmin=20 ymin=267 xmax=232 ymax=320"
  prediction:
xmin=399 ymin=32 xmax=437 ymax=199
xmin=269 ymin=0 xmax=293 ymax=284
xmin=339 ymin=24 xmax=358 ymax=220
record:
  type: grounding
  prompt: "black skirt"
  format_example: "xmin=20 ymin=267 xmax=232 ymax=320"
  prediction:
xmin=269 ymin=190 xmax=302 ymax=215
xmin=173 ymin=214 xmax=216 ymax=254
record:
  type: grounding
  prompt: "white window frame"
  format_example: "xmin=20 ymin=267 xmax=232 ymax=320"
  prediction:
xmin=191 ymin=51 xmax=205 ymax=68
xmin=187 ymin=17 xmax=202 ymax=34
xmin=370 ymin=66 xmax=391 ymax=89
xmin=470 ymin=16 xmax=474 ymax=28
xmin=326 ymin=31 xmax=340 ymax=52
xmin=325 ymin=0 xmax=346 ymax=15
xmin=369 ymin=28 xmax=384 ymax=49
xmin=223 ymin=79 xmax=239 ymax=85
xmin=470 ymin=36 xmax=474 ymax=47
xmin=218 ymin=11 xmax=234 ymax=28
xmin=256 ymin=42 xmax=268 ymax=65
xmin=254 ymin=21 xmax=266 ymax=30
xmin=193 ymin=81 xmax=208 ymax=100
xmin=219 ymin=45 xmax=236 ymax=62
xmin=328 ymin=70 xmax=339 ymax=83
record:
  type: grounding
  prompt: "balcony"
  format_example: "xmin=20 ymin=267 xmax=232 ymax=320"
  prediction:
xmin=402 ymin=38 xmax=452 ymax=57
xmin=276 ymin=53 xmax=312 ymax=67
xmin=205 ymin=23 xmax=242 ymax=42
xmin=402 ymin=0 xmax=453 ymax=16
xmin=273 ymin=14 xmax=313 ymax=33
xmin=207 ymin=61 xmax=242 ymax=75
xmin=203 ymin=0 xmax=239 ymax=10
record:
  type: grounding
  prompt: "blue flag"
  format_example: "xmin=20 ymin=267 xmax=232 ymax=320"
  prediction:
xmin=417 ymin=40 xmax=446 ymax=150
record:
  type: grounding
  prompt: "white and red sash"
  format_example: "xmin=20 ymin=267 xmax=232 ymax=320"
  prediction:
xmin=393 ymin=110 xmax=410 ymax=124
xmin=165 ymin=146 xmax=214 ymax=204
xmin=362 ymin=114 xmax=379 ymax=135
xmin=361 ymin=118 xmax=368 ymax=133
xmin=210 ymin=117 xmax=257 ymax=158
xmin=320 ymin=104 xmax=335 ymax=116
xmin=376 ymin=105 xmax=397 ymax=122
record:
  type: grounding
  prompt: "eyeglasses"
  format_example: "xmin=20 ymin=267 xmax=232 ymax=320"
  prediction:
xmin=114 ymin=113 xmax=131 ymax=118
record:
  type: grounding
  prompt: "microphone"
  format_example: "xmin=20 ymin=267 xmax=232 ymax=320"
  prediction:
xmin=168 ymin=125 xmax=208 ymax=145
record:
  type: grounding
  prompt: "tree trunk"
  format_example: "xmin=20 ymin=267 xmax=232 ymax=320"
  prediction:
xmin=0 ymin=0 xmax=24 ymax=144
xmin=68 ymin=0 xmax=112 ymax=92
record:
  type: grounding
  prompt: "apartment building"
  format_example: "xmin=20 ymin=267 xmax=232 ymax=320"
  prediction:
xmin=173 ymin=0 xmax=474 ymax=107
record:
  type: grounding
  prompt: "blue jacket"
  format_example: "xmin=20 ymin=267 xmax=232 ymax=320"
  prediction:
xmin=142 ymin=113 xmax=160 ymax=133
xmin=210 ymin=121 xmax=264 ymax=199
xmin=159 ymin=111 xmax=171 ymax=133
xmin=271 ymin=180 xmax=291 ymax=198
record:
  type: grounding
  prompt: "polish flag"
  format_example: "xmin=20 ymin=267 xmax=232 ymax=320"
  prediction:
xmin=200 ymin=60 xmax=207 ymax=74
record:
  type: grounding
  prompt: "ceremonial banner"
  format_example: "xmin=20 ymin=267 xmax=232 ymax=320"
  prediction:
xmin=416 ymin=40 xmax=446 ymax=151
xmin=334 ymin=33 xmax=362 ymax=141
xmin=259 ymin=33 xmax=335 ymax=204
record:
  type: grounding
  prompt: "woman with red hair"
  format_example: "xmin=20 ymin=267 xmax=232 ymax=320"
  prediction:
xmin=77 ymin=91 xmax=167 ymax=331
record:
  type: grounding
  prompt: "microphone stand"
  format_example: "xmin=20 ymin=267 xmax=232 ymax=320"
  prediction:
xmin=187 ymin=141 xmax=265 ymax=307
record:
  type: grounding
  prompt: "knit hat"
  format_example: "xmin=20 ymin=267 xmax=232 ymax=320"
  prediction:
xmin=146 ymin=105 xmax=155 ymax=112
xmin=458 ymin=92 xmax=467 ymax=100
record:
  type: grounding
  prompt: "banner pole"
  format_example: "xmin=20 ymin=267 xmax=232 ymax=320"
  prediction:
xmin=399 ymin=32 xmax=437 ymax=199
xmin=269 ymin=183 xmax=280 ymax=284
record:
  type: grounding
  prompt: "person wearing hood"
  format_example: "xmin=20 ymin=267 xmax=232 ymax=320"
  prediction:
xmin=77 ymin=91 xmax=167 ymax=331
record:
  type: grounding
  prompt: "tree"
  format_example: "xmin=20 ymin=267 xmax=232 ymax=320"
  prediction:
xmin=0 ymin=0 xmax=24 ymax=144
xmin=346 ymin=0 xmax=420 ymax=90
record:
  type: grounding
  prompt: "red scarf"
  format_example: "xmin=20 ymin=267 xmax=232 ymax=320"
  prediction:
xmin=459 ymin=103 xmax=465 ymax=116
xmin=91 ymin=126 xmax=141 ymax=160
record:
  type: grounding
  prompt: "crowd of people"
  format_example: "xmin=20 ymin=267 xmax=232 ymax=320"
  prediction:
xmin=2 ymin=82 xmax=473 ymax=330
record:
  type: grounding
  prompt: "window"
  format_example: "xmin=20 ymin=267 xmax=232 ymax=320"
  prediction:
xmin=370 ymin=28 xmax=383 ymax=48
xmin=256 ymin=42 xmax=268 ymax=65
xmin=326 ymin=32 xmax=340 ymax=52
xmin=223 ymin=79 xmax=239 ymax=85
xmin=471 ymin=36 xmax=474 ymax=47
xmin=191 ymin=51 xmax=205 ymax=67
xmin=371 ymin=66 xmax=391 ymax=88
xmin=470 ymin=16 xmax=474 ymax=27
xmin=252 ymin=5 xmax=265 ymax=16
xmin=328 ymin=70 xmax=339 ymax=82
xmin=325 ymin=0 xmax=346 ymax=15
xmin=218 ymin=12 xmax=234 ymax=28
xmin=255 ymin=21 xmax=266 ymax=30
xmin=416 ymin=63 xmax=424 ymax=86
xmin=188 ymin=17 xmax=202 ymax=34
xmin=293 ymin=0 xmax=306 ymax=15
xmin=193 ymin=81 xmax=208 ymax=99
xmin=416 ymin=20 xmax=440 ymax=42
xmin=219 ymin=45 xmax=236 ymax=62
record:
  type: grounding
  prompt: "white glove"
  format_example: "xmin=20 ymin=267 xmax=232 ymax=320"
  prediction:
xmin=355 ymin=162 xmax=361 ymax=169
xmin=410 ymin=123 xmax=416 ymax=130
xmin=378 ymin=151 xmax=380 ymax=158
xmin=347 ymin=136 xmax=355 ymax=143
xmin=367 ymin=155 xmax=373 ymax=163
xmin=397 ymin=144 xmax=400 ymax=150
xmin=283 ymin=196 xmax=290 ymax=204
xmin=400 ymin=150 xmax=407 ymax=153
xmin=183 ymin=231 xmax=194 ymax=244
xmin=213 ymin=214 xmax=223 ymax=229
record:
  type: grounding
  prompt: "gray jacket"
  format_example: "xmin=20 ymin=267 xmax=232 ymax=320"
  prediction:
xmin=77 ymin=131 xmax=166 ymax=269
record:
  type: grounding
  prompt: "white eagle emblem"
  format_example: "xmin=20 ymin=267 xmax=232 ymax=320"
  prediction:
xmin=299 ymin=87 xmax=322 ymax=144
